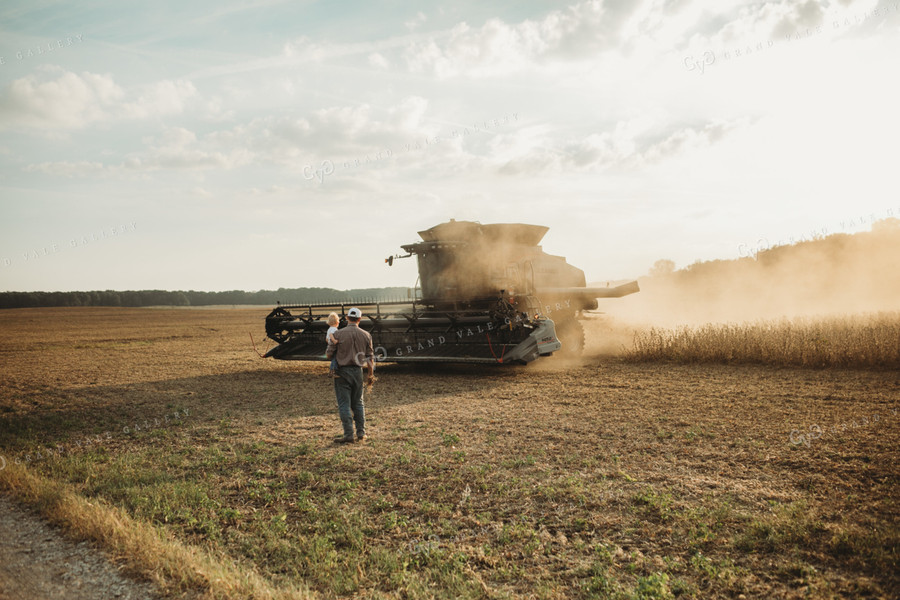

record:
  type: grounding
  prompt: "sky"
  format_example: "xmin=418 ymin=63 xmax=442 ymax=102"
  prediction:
xmin=0 ymin=0 xmax=898 ymax=293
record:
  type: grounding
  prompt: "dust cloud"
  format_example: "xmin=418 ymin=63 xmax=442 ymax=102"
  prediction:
xmin=580 ymin=218 xmax=900 ymax=356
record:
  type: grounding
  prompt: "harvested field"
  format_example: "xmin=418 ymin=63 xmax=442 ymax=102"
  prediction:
xmin=1 ymin=307 xmax=898 ymax=599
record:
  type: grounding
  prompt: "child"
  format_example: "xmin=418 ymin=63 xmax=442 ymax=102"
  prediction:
xmin=326 ymin=312 xmax=340 ymax=376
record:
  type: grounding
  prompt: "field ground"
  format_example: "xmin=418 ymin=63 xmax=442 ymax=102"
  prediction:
xmin=0 ymin=307 xmax=897 ymax=599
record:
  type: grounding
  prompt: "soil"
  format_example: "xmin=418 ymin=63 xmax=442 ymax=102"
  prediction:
xmin=0 ymin=495 xmax=160 ymax=599
xmin=0 ymin=307 xmax=897 ymax=598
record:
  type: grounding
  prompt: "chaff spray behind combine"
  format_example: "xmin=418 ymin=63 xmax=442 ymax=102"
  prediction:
xmin=263 ymin=220 xmax=639 ymax=364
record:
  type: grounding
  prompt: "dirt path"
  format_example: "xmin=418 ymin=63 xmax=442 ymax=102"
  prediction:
xmin=0 ymin=495 xmax=160 ymax=600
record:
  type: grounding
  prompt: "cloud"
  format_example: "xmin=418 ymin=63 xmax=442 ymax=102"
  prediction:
xmin=0 ymin=68 xmax=198 ymax=131
xmin=390 ymin=0 xmax=889 ymax=84
xmin=20 ymin=95 xmax=439 ymax=177
xmin=207 ymin=95 xmax=436 ymax=165
xmin=0 ymin=69 xmax=123 ymax=130
xmin=405 ymin=11 xmax=427 ymax=31
xmin=24 ymin=160 xmax=112 ymax=177
xmin=640 ymin=119 xmax=749 ymax=163
xmin=120 ymin=79 xmax=198 ymax=120
xmin=497 ymin=116 xmax=747 ymax=175
xmin=399 ymin=0 xmax=643 ymax=78
xmin=25 ymin=126 xmax=253 ymax=176
xmin=682 ymin=0 xmax=882 ymax=52
xmin=138 ymin=126 xmax=253 ymax=170
xmin=368 ymin=52 xmax=390 ymax=69
xmin=402 ymin=19 xmax=545 ymax=78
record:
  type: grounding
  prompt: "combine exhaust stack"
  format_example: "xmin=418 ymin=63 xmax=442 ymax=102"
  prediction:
xmin=263 ymin=220 xmax=638 ymax=365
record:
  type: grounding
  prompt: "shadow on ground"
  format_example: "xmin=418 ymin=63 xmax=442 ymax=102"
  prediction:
xmin=0 ymin=363 xmax=516 ymax=453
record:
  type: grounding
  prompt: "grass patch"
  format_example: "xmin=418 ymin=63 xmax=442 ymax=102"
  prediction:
xmin=734 ymin=500 xmax=826 ymax=553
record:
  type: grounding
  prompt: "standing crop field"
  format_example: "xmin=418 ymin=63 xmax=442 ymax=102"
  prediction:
xmin=1 ymin=307 xmax=898 ymax=599
xmin=626 ymin=313 xmax=900 ymax=368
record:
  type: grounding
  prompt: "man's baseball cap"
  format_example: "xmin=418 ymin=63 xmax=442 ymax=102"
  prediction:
xmin=347 ymin=307 xmax=362 ymax=319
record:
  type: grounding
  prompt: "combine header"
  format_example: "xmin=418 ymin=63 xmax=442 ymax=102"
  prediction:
xmin=263 ymin=220 xmax=638 ymax=365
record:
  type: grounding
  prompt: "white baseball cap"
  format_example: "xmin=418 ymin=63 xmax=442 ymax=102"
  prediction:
xmin=347 ymin=307 xmax=362 ymax=319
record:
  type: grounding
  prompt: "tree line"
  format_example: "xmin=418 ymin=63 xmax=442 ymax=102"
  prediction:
xmin=0 ymin=287 xmax=412 ymax=309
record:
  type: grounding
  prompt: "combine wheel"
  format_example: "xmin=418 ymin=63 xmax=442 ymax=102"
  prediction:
xmin=557 ymin=319 xmax=585 ymax=356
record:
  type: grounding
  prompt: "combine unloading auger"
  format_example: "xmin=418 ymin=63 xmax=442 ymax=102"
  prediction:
xmin=263 ymin=220 xmax=639 ymax=365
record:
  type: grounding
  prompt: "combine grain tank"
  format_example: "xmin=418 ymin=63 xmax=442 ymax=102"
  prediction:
xmin=263 ymin=220 xmax=638 ymax=364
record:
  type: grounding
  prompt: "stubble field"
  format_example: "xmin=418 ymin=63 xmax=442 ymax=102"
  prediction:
xmin=0 ymin=307 xmax=897 ymax=599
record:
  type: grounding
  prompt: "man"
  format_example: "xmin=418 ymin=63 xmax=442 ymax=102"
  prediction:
xmin=326 ymin=307 xmax=375 ymax=443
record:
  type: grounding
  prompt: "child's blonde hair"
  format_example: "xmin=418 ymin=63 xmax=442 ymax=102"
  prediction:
xmin=327 ymin=312 xmax=340 ymax=327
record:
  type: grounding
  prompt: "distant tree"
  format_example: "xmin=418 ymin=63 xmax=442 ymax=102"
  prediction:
xmin=100 ymin=290 xmax=121 ymax=306
xmin=649 ymin=259 xmax=676 ymax=277
xmin=0 ymin=285 xmax=417 ymax=309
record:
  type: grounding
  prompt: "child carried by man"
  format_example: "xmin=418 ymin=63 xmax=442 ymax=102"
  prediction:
xmin=326 ymin=312 xmax=340 ymax=377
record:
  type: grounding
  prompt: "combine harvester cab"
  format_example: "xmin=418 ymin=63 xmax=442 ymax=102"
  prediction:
xmin=264 ymin=220 xmax=638 ymax=365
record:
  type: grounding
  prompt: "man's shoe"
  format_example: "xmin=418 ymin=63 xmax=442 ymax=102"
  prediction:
xmin=357 ymin=435 xmax=368 ymax=443
xmin=333 ymin=436 xmax=355 ymax=444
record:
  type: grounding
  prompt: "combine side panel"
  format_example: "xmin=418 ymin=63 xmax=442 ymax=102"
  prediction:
xmin=263 ymin=301 xmax=560 ymax=365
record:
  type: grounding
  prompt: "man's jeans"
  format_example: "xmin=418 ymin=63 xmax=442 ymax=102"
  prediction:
xmin=334 ymin=366 xmax=366 ymax=439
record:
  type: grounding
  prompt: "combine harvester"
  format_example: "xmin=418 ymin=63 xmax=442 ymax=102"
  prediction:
xmin=264 ymin=220 xmax=638 ymax=365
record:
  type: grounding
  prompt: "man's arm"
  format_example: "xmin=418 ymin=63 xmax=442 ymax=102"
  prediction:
xmin=365 ymin=335 xmax=375 ymax=378
xmin=326 ymin=330 xmax=338 ymax=359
